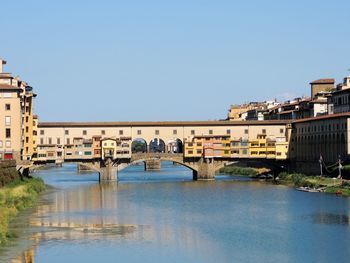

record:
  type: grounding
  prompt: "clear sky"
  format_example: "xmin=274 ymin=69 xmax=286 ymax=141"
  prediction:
xmin=1 ymin=0 xmax=349 ymax=122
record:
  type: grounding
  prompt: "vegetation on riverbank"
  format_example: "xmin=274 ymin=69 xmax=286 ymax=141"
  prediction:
xmin=0 ymin=178 xmax=46 ymax=246
xmin=277 ymin=172 xmax=350 ymax=196
xmin=218 ymin=166 xmax=271 ymax=177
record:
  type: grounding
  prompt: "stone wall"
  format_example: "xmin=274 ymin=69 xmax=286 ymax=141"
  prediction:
xmin=0 ymin=160 xmax=20 ymax=187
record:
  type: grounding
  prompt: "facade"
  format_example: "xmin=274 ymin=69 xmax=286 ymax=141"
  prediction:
xmin=184 ymin=133 xmax=288 ymax=160
xmin=290 ymin=113 xmax=350 ymax=164
xmin=92 ymin=136 xmax=102 ymax=159
xmin=327 ymin=75 xmax=350 ymax=114
xmin=36 ymin=120 xmax=291 ymax=162
xmin=101 ymin=138 xmax=117 ymax=159
xmin=0 ymin=82 xmax=22 ymax=160
xmin=0 ymin=59 xmax=37 ymax=161
xmin=184 ymin=135 xmax=231 ymax=158
xmin=266 ymin=98 xmax=312 ymax=120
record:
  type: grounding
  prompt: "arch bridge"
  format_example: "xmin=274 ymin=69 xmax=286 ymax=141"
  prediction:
xmin=83 ymin=153 xmax=234 ymax=181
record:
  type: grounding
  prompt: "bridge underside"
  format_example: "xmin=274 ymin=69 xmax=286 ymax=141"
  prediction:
xmin=35 ymin=154 xmax=289 ymax=182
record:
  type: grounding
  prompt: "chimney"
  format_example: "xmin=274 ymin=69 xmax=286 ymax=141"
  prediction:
xmin=0 ymin=59 xmax=6 ymax=73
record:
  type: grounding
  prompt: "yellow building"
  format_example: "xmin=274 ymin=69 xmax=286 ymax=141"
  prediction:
xmin=0 ymin=59 xmax=37 ymax=161
xmin=275 ymin=137 xmax=289 ymax=160
xmin=184 ymin=135 xmax=231 ymax=158
xmin=32 ymin=115 xmax=38 ymax=160
xmin=21 ymin=84 xmax=37 ymax=160
xmin=101 ymin=138 xmax=116 ymax=159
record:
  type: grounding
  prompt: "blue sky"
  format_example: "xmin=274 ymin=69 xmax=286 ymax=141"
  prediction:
xmin=1 ymin=0 xmax=349 ymax=121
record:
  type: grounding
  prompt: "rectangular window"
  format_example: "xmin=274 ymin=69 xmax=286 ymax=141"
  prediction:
xmin=5 ymin=116 xmax=11 ymax=126
xmin=244 ymin=129 xmax=248 ymax=134
xmin=40 ymin=138 xmax=44 ymax=144
xmin=101 ymin=130 xmax=105 ymax=135
xmin=280 ymin=129 xmax=284 ymax=134
xmin=48 ymin=138 xmax=52 ymax=144
xmin=191 ymin=130 xmax=195 ymax=135
xmin=197 ymin=150 xmax=202 ymax=154
xmin=226 ymin=129 xmax=231 ymax=135
xmin=83 ymin=130 xmax=87 ymax=136
xmin=66 ymin=138 xmax=70 ymax=144
xmin=40 ymin=130 xmax=44 ymax=135
xmin=5 ymin=128 xmax=11 ymax=138
xmin=5 ymin=104 xmax=10 ymax=111
xmin=65 ymin=130 xmax=69 ymax=135
xmin=25 ymin=137 xmax=29 ymax=143
xmin=119 ymin=130 xmax=123 ymax=135
xmin=262 ymin=129 xmax=266 ymax=134
xmin=25 ymin=116 xmax=29 ymax=123
xmin=137 ymin=130 xmax=142 ymax=135
xmin=155 ymin=130 xmax=159 ymax=135
xmin=5 ymin=140 xmax=11 ymax=147
xmin=209 ymin=130 xmax=213 ymax=135
xmin=188 ymin=150 xmax=193 ymax=154
xmin=173 ymin=129 xmax=177 ymax=135
xmin=57 ymin=138 xmax=61 ymax=144
xmin=25 ymin=126 xmax=29 ymax=133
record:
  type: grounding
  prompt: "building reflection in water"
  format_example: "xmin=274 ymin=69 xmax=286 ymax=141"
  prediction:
xmin=10 ymin=181 xmax=227 ymax=263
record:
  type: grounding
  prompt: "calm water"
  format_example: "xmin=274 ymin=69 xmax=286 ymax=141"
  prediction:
xmin=1 ymin=162 xmax=350 ymax=263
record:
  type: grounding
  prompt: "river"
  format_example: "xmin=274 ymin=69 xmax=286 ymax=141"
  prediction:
xmin=1 ymin=162 xmax=350 ymax=263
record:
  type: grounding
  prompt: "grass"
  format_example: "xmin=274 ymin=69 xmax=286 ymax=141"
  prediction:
xmin=0 ymin=177 xmax=45 ymax=246
xmin=277 ymin=172 xmax=350 ymax=196
xmin=218 ymin=166 xmax=259 ymax=177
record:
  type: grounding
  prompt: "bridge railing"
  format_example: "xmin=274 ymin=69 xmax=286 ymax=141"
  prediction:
xmin=131 ymin=152 xmax=183 ymax=160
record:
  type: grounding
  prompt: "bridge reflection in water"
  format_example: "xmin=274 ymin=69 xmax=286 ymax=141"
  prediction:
xmin=10 ymin=175 xmax=226 ymax=263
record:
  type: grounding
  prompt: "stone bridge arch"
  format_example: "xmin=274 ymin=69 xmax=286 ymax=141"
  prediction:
xmin=116 ymin=153 xmax=198 ymax=175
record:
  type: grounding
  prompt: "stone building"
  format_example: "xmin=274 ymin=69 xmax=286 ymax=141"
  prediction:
xmin=290 ymin=113 xmax=350 ymax=173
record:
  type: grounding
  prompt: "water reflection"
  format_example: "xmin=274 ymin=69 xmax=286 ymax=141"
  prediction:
xmin=312 ymin=212 xmax=349 ymax=226
xmin=3 ymin=163 xmax=350 ymax=263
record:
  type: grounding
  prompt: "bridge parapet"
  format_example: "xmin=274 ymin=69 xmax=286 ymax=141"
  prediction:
xmin=130 ymin=152 xmax=183 ymax=162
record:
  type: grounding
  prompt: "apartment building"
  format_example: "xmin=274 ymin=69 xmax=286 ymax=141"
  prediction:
xmin=327 ymin=74 xmax=350 ymax=114
xmin=184 ymin=134 xmax=288 ymax=160
xmin=0 ymin=59 xmax=37 ymax=161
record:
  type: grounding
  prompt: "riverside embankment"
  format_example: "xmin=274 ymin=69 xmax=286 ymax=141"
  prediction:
xmin=219 ymin=165 xmax=350 ymax=196
xmin=0 ymin=160 xmax=45 ymax=246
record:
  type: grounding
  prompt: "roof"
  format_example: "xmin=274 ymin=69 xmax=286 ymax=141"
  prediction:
xmin=38 ymin=120 xmax=292 ymax=128
xmin=0 ymin=84 xmax=21 ymax=91
xmin=310 ymin=79 xmax=335 ymax=84
xmin=193 ymin=134 xmax=230 ymax=138
xmin=292 ymin=112 xmax=350 ymax=124
xmin=101 ymin=137 xmax=117 ymax=141
xmin=330 ymin=87 xmax=350 ymax=95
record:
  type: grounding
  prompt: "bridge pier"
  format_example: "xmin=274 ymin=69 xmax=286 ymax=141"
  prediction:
xmin=196 ymin=158 xmax=215 ymax=180
xmin=192 ymin=170 xmax=198 ymax=181
xmin=144 ymin=159 xmax=161 ymax=171
xmin=99 ymin=158 xmax=117 ymax=182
